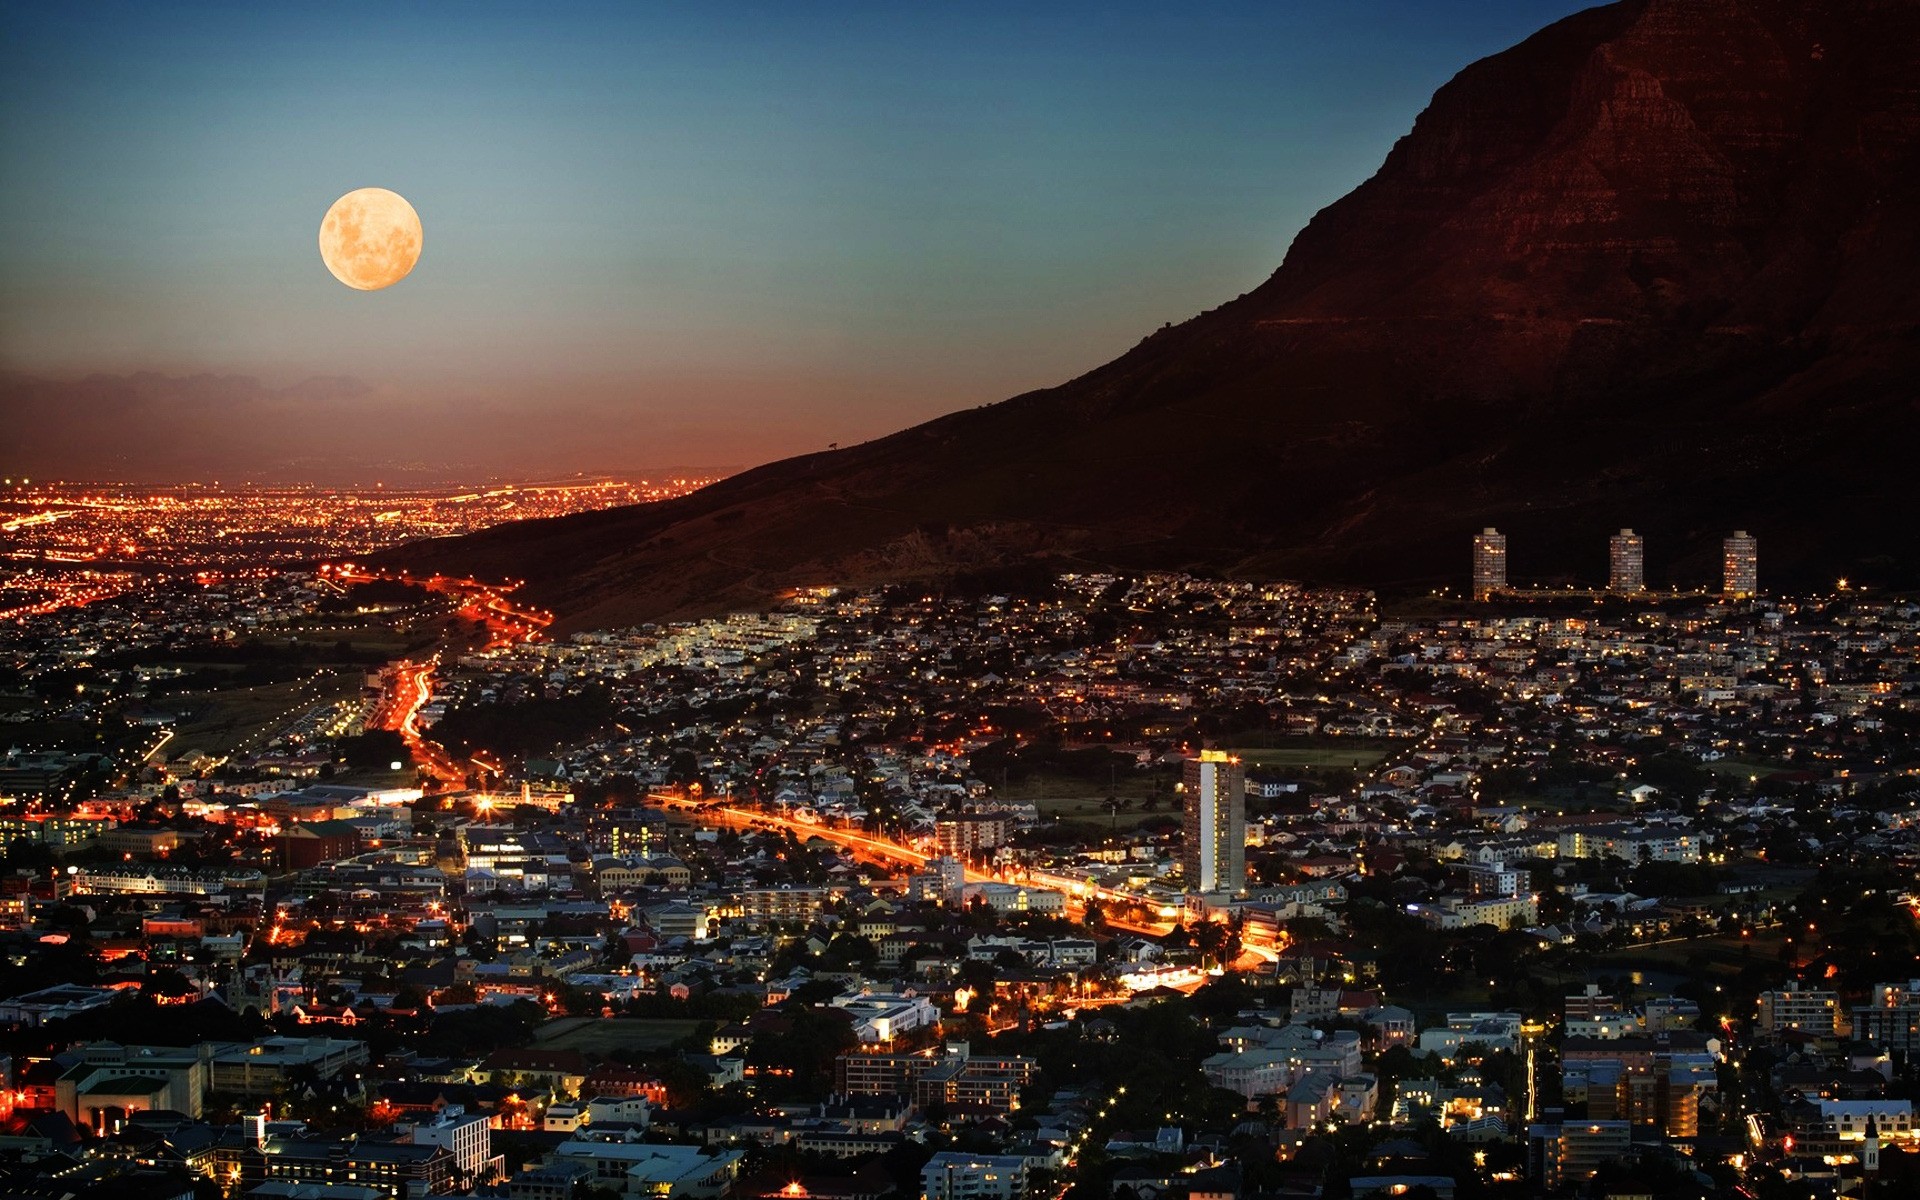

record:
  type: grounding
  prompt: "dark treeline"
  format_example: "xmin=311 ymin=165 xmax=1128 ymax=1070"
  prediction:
xmin=431 ymin=687 xmax=621 ymax=760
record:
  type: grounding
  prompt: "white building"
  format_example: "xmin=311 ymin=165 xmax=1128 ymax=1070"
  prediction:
xmin=1182 ymin=752 xmax=1246 ymax=895
xmin=908 ymin=857 xmax=966 ymax=904
xmin=1608 ymin=529 xmax=1645 ymax=593
xmin=1723 ymin=531 xmax=1758 ymax=597
xmin=960 ymin=882 xmax=1065 ymax=914
xmin=0 ymin=984 xmax=120 ymax=1027
xmin=552 ymin=1139 xmax=744 ymax=1199
xmin=834 ymin=992 xmax=940 ymax=1044
xmin=409 ymin=1104 xmax=493 ymax=1181
xmin=1201 ymin=1049 xmax=1296 ymax=1098
xmin=1819 ymin=1099 xmax=1913 ymax=1142
xmin=1405 ymin=895 xmax=1539 ymax=930
xmin=922 ymin=1152 xmax=1029 ymax=1200
xmin=1555 ymin=827 xmax=1700 ymax=864
xmin=1472 ymin=528 xmax=1508 ymax=601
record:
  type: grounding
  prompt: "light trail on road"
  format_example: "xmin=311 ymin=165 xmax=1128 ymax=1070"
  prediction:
xmin=654 ymin=795 xmax=1182 ymax=938
xmin=336 ymin=565 xmax=552 ymax=789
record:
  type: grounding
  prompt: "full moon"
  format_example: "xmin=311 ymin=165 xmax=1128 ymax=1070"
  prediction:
xmin=318 ymin=187 xmax=423 ymax=291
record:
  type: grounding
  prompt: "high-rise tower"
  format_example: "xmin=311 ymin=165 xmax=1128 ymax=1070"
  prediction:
xmin=1182 ymin=751 xmax=1245 ymax=895
xmin=1608 ymin=529 xmax=1645 ymax=593
xmin=1472 ymin=527 xmax=1508 ymax=601
xmin=1723 ymin=531 xmax=1758 ymax=598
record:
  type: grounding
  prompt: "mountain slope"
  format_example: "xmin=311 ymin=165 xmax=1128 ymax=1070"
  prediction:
xmin=385 ymin=0 xmax=1920 ymax=628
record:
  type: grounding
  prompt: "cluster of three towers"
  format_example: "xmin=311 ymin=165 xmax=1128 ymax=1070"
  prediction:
xmin=1472 ymin=527 xmax=1758 ymax=601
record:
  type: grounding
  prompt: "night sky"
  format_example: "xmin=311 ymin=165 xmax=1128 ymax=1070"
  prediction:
xmin=2 ymin=1 xmax=1596 ymax=479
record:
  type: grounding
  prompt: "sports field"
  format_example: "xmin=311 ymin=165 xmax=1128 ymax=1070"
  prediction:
xmin=166 ymin=671 xmax=366 ymax=759
xmin=534 ymin=1017 xmax=703 ymax=1054
xmin=1226 ymin=743 xmax=1394 ymax=771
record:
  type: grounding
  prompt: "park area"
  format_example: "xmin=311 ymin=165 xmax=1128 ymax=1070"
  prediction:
xmin=165 ymin=670 xmax=367 ymax=761
xmin=1226 ymin=742 xmax=1396 ymax=772
xmin=534 ymin=1017 xmax=704 ymax=1055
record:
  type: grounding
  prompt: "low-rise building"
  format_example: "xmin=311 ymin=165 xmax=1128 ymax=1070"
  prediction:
xmin=551 ymin=1138 xmax=744 ymax=1199
xmin=921 ymin=1152 xmax=1028 ymax=1200
xmin=836 ymin=1041 xmax=1035 ymax=1114
xmin=210 ymin=1037 xmax=370 ymax=1096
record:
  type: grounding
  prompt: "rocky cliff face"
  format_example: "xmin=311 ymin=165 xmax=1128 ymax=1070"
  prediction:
xmin=387 ymin=0 xmax=1920 ymax=627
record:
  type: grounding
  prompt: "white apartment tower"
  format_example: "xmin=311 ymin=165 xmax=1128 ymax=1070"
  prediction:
xmin=1472 ymin=527 xmax=1508 ymax=601
xmin=1608 ymin=529 xmax=1645 ymax=593
xmin=1723 ymin=530 xmax=1758 ymax=598
xmin=1182 ymin=751 xmax=1246 ymax=895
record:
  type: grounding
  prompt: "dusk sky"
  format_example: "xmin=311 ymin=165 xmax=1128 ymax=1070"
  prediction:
xmin=1 ymin=1 xmax=1594 ymax=479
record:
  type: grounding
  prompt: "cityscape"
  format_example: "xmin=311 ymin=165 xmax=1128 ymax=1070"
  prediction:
xmin=0 ymin=479 xmax=715 ymax=624
xmin=4 ymin=4 xmax=1918 ymax=1200
xmin=3 ymin=536 xmax=1916 ymax=1200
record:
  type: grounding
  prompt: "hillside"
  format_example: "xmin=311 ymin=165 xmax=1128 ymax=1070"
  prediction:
xmin=384 ymin=0 xmax=1920 ymax=628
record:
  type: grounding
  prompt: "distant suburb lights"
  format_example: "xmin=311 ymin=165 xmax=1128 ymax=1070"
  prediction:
xmin=318 ymin=187 xmax=423 ymax=291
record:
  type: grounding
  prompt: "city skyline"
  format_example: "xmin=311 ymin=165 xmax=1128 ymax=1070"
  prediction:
xmin=0 ymin=4 xmax=1915 ymax=1197
xmin=1 ymin=5 xmax=1918 ymax=1199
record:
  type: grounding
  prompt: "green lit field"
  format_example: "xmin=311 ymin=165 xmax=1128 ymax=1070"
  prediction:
xmin=1701 ymin=758 xmax=1792 ymax=780
xmin=1024 ymin=790 xmax=1176 ymax=829
xmin=534 ymin=1017 xmax=704 ymax=1054
xmin=164 ymin=671 xmax=366 ymax=760
xmin=1226 ymin=743 xmax=1395 ymax=771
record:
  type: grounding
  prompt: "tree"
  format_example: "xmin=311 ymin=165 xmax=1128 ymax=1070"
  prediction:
xmin=552 ymin=983 xmax=607 ymax=1017
xmin=1083 ymin=899 xmax=1108 ymax=932
xmin=1191 ymin=920 xmax=1227 ymax=966
xmin=392 ymin=983 xmax=430 ymax=1012
xmin=336 ymin=730 xmax=409 ymax=772
xmin=823 ymin=934 xmax=878 ymax=968
xmin=748 ymin=1005 xmax=857 ymax=1098
xmin=141 ymin=966 xmax=198 ymax=1001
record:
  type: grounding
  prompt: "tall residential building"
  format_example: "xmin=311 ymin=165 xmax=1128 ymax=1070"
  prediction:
xmin=1182 ymin=751 xmax=1246 ymax=895
xmin=1757 ymin=981 xmax=1849 ymax=1038
xmin=908 ymin=856 xmax=966 ymax=905
xmin=934 ymin=812 xmax=1011 ymax=859
xmin=1853 ymin=980 xmax=1920 ymax=1056
xmin=1472 ymin=527 xmax=1508 ymax=601
xmin=1608 ymin=529 xmax=1645 ymax=593
xmin=1723 ymin=530 xmax=1758 ymax=597
xmin=1564 ymin=984 xmax=1619 ymax=1022
xmin=1528 ymin=1120 xmax=1632 ymax=1191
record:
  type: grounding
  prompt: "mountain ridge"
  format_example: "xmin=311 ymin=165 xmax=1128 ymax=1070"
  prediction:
xmin=382 ymin=0 xmax=1920 ymax=628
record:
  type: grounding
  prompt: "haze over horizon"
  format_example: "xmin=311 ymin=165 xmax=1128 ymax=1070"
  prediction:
xmin=2 ymin=1 xmax=1594 ymax=483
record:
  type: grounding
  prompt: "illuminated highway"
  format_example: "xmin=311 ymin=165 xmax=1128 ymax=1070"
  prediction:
xmin=338 ymin=566 xmax=553 ymax=789
xmin=652 ymin=795 xmax=1294 ymax=964
xmin=374 ymin=655 xmax=469 ymax=788
xmin=653 ymin=794 xmax=1185 ymax=939
xmin=0 ymin=576 xmax=134 ymax=622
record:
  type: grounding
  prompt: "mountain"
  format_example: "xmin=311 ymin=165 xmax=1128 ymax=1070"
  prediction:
xmin=384 ymin=0 xmax=1920 ymax=628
